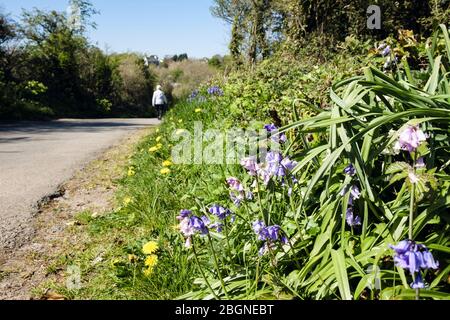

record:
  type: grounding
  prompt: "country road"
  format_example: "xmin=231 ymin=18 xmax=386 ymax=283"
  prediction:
xmin=0 ymin=118 xmax=159 ymax=251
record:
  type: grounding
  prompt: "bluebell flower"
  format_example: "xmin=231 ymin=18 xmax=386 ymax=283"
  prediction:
xmin=390 ymin=240 xmax=439 ymax=274
xmin=207 ymin=86 xmax=223 ymax=96
xmin=252 ymin=220 xmax=266 ymax=235
xmin=344 ymin=164 xmax=356 ymax=176
xmin=190 ymin=216 xmax=209 ymax=235
xmin=177 ymin=209 xmax=192 ymax=220
xmin=382 ymin=45 xmax=391 ymax=57
xmin=411 ymin=273 xmax=426 ymax=289
xmin=346 ymin=208 xmax=361 ymax=227
xmin=264 ymin=124 xmax=278 ymax=132
xmin=209 ymin=205 xmax=232 ymax=220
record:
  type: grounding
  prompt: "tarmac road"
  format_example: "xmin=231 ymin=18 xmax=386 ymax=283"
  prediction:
xmin=0 ymin=118 xmax=159 ymax=250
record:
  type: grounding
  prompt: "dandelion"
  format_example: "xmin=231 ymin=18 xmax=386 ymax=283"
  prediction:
xmin=149 ymin=146 xmax=159 ymax=152
xmin=160 ymin=168 xmax=171 ymax=175
xmin=123 ymin=196 xmax=133 ymax=206
xmin=143 ymin=267 xmax=153 ymax=277
xmin=144 ymin=254 xmax=158 ymax=267
xmin=162 ymin=160 xmax=173 ymax=167
xmin=155 ymin=136 xmax=162 ymax=143
xmin=142 ymin=241 xmax=159 ymax=255
xmin=195 ymin=108 xmax=202 ymax=113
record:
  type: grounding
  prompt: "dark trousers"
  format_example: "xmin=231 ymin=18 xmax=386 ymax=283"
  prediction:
xmin=155 ymin=104 xmax=166 ymax=120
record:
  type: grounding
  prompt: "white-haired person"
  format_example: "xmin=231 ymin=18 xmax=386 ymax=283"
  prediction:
xmin=152 ymin=85 xmax=168 ymax=120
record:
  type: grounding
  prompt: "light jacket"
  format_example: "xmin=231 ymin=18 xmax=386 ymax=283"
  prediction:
xmin=152 ymin=89 xmax=168 ymax=106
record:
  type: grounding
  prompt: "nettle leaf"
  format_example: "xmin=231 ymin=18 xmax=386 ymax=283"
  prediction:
xmin=386 ymin=162 xmax=412 ymax=175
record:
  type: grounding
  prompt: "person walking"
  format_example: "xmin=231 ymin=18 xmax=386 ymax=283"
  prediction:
xmin=152 ymin=84 xmax=168 ymax=120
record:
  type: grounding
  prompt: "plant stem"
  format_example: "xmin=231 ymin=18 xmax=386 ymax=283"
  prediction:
xmin=207 ymin=233 xmax=230 ymax=299
xmin=255 ymin=176 xmax=266 ymax=223
xmin=192 ymin=239 xmax=219 ymax=300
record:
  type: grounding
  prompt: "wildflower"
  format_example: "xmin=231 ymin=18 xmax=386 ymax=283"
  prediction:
xmin=411 ymin=273 xmax=426 ymax=289
xmin=252 ymin=220 xmax=266 ymax=235
xmin=195 ymin=108 xmax=202 ymax=113
xmin=382 ymin=45 xmax=391 ymax=57
xmin=209 ymin=222 xmax=223 ymax=233
xmin=155 ymin=136 xmax=162 ymax=142
xmin=123 ymin=196 xmax=133 ymax=206
xmin=241 ymin=156 xmax=259 ymax=176
xmin=160 ymin=168 xmax=171 ymax=175
xmin=226 ymin=177 xmax=244 ymax=192
xmin=344 ymin=164 xmax=356 ymax=177
xmin=281 ymin=157 xmax=298 ymax=171
xmin=178 ymin=119 xmax=183 ymax=124
xmin=415 ymin=157 xmax=426 ymax=168
xmin=156 ymin=128 xmax=160 ymax=133
xmin=143 ymin=267 xmax=153 ymax=277
xmin=207 ymin=86 xmax=223 ymax=96
xmin=395 ymin=125 xmax=427 ymax=153
xmin=162 ymin=160 xmax=173 ymax=167
xmin=266 ymin=225 xmax=281 ymax=241
xmin=190 ymin=216 xmax=209 ymax=235
xmin=350 ymin=185 xmax=361 ymax=201
xmin=390 ymin=240 xmax=439 ymax=274
xmin=142 ymin=241 xmax=159 ymax=255
xmin=149 ymin=146 xmax=159 ymax=152
xmin=179 ymin=217 xmax=195 ymax=237
xmin=408 ymin=171 xmax=419 ymax=184
xmin=144 ymin=254 xmax=158 ymax=267
xmin=177 ymin=209 xmax=192 ymax=220
xmin=209 ymin=205 xmax=232 ymax=220
xmin=264 ymin=124 xmax=287 ymax=143
xmin=345 ymin=208 xmax=361 ymax=227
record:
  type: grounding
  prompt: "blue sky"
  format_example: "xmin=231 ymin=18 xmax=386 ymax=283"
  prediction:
xmin=1 ymin=0 xmax=230 ymax=58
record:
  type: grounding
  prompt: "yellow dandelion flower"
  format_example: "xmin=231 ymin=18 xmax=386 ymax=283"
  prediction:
xmin=155 ymin=128 xmax=160 ymax=133
xmin=162 ymin=160 xmax=172 ymax=167
xmin=144 ymin=254 xmax=158 ymax=267
xmin=160 ymin=168 xmax=171 ymax=175
xmin=195 ymin=108 xmax=202 ymax=113
xmin=149 ymin=146 xmax=159 ymax=152
xmin=156 ymin=143 xmax=163 ymax=148
xmin=155 ymin=136 xmax=162 ymax=142
xmin=123 ymin=196 xmax=133 ymax=206
xmin=143 ymin=267 xmax=153 ymax=277
xmin=142 ymin=241 xmax=159 ymax=254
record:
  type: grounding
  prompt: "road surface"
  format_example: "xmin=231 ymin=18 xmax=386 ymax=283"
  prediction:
xmin=0 ymin=118 xmax=159 ymax=250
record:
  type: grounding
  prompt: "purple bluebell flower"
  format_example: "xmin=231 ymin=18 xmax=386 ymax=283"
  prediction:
xmin=382 ymin=45 xmax=391 ymax=57
xmin=415 ymin=157 xmax=426 ymax=168
xmin=281 ymin=236 xmax=289 ymax=245
xmin=190 ymin=216 xmax=209 ymax=235
xmin=241 ymin=156 xmax=259 ymax=176
xmin=390 ymin=240 xmax=439 ymax=274
xmin=281 ymin=157 xmax=298 ymax=171
xmin=179 ymin=217 xmax=195 ymax=237
xmin=264 ymin=124 xmax=278 ymax=132
xmin=226 ymin=177 xmax=244 ymax=192
xmin=246 ymin=191 xmax=253 ymax=200
xmin=177 ymin=209 xmax=192 ymax=220
xmin=411 ymin=272 xmax=426 ymax=289
xmin=258 ymin=244 xmax=268 ymax=256
xmin=394 ymin=125 xmax=427 ymax=153
xmin=344 ymin=164 xmax=356 ymax=177
xmin=230 ymin=192 xmax=242 ymax=207
xmin=210 ymin=222 xmax=223 ymax=233
xmin=266 ymin=225 xmax=281 ymax=241
xmin=252 ymin=220 xmax=266 ymax=235
xmin=346 ymin=208 xmax=361 ymax=227
xmin=201 ymin=215 xmax=211 ymax=226
xmin=350 ymin=185 xmax=361 ymax=200
xmin=207 ymin=86 xmax=223 ymax=96
xmin=209 ymin=205 xmax=232 ymax=220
